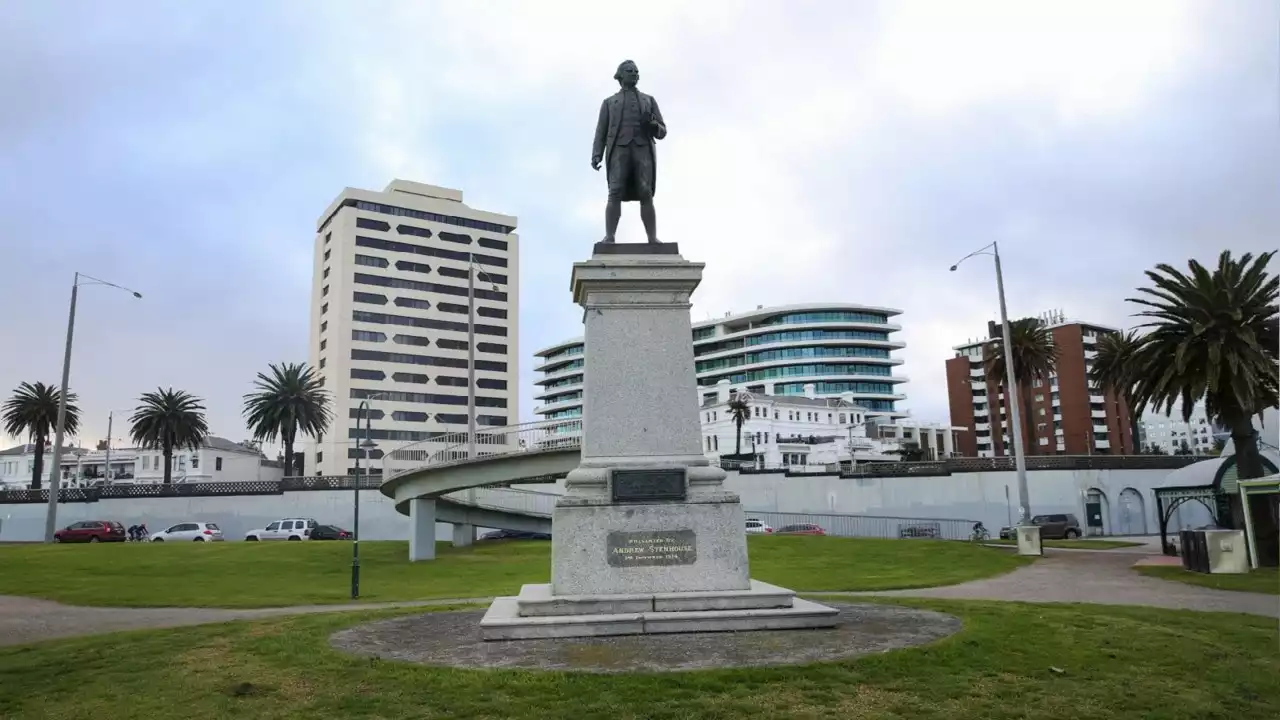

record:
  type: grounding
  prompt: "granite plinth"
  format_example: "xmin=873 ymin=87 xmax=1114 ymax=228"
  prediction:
xmin=592 ymin=241 xmax=680 ymax=255
xmin=480 ymin=593 xmax=839 ymax=641
xmin=551 ymin=498 xmax=750 ymax=596
xmin=516 ymin=580 xmax=796 ymax=617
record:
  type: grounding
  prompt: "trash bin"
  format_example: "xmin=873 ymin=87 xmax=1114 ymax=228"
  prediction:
xmin=1179 ymin=530 xmax=1210 ymax=573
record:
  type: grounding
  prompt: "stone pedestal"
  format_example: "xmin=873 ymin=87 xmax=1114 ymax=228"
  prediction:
xmin=480 ymin=245 xmax=837 ymax=640
xmin=1015 ymin=524 xmax=1043 ymax=557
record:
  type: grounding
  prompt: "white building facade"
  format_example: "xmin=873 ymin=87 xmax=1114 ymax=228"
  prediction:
xmin=0 ymin=438 xmax=279 ymax=489
xmin=534 ymin=302 xmax=909 ymax=429
xmin=1139 ymin=404 xmax=1221 ymax=455
xmin=307 ymin=180 xmax=520 ymax=476
xmin=698 ymin=381 xmax=961 ymax=470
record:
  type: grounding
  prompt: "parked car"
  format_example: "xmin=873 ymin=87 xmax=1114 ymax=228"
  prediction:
xmin=310 ymin=524 xmax=352 ymax=540
xmin=480 ymin=529 xmax=551 ymax=541
xmin=745 ymin=518 xmax=774 ymax=534
xmin=245 ymin=517 xmax=318 ymax=541
xmin=150 ymin=522 xmax=224 ymax=542
xmin=53 ymin=520 xmax=126 ymax=543
xmin=999 ymin=514 xmax=1083 ymax=540
xmin=776 ymin=523 xmax=826 ymax=536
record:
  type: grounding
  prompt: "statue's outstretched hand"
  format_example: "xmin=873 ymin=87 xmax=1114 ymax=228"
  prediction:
xmin=591 ymin=156 xmax=602 ymax=171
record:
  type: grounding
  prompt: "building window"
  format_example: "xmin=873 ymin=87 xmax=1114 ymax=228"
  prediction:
xmin=322 ymin=285 xmax=329 ymax=296
xmin=393 ymin=334 xmax=432 ymax=347
xmin=355 ymin=254 xmax=390 ymax=269
xmin=321 ymin=303 xmax=328 ymax=315
xmin=436 ymin=338 xmax=469 ymax=351
xmin=396 ymin=260 xmax=432 ymax=275
xmin=392 ymin=372 xmax=430 ymax=384
xmin=351 ymin=368 xmax=386 ymax=381
xmin=215 ymin=457 xmax=223 ymax=471
xmin=320 ymin=339 xmax=327 ymax=350
xmin=324 ymin=249 xmax=330 ymax=261
xmin=477 ymin=237 xmax=508 ymax=251
xmin=352 ymin=348 xmax=468 ymax=368
xmin=438 ymin=231 xmax=473 ymax=245
xmin=320 ymin=321 xmax=328 ymax=333
xmin=323 ymin=267 xmax=330 ymax=278
xmin=477 ymin=378 xmax=507 ymax=390
xmin=320 ymin=357 xmax=326 ymax=369
xmin=356 ymin=217 xmax=391 ymax=232
xmin=477 ymin=342 xmax=507 ymax=355
xmin=352 ymin=330 xmax=386 ymax=342
xmin=713 ymin=436 xmax=719 ymax=451
xmin=477 ymin=306 xmax=508 ymax=319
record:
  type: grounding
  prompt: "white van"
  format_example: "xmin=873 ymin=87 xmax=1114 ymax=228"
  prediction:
xmin=245 ymin=517 xmax=318 ymax=541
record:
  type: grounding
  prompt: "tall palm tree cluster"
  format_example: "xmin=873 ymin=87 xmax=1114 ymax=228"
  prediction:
xmin=1090 ymin=250 xmax=1277 ymax=480
xmin=3 ymin=363 xmax=331 ymax=488
xmin=981 ymin=250 xmax=1275 ymax=482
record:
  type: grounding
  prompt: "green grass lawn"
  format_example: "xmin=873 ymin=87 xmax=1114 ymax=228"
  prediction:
xmin=0 ymin=536 xmax=1030 ymax=608
xmin=1137 ymin=565 xmax=1280 ymax=595
xmin=1 ymin=600 xmax=1276 ymax=719
xmin=986 ymin=538 xmax=1145 ymax=550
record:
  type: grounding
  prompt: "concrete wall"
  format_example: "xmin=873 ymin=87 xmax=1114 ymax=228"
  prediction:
xmin=0 ymin=490 xmax=454 ymax=543
xmin=0 ymin=466 xmax=1215 ymax=543
xmin=516 ymin=466 xmax=1214 ymax=535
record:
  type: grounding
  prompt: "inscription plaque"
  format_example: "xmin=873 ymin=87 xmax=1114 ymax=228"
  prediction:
xmin=611 ymin=468 xmax=686 ymax=502
xmin=606 ymin=529 xmax=697 ymax=567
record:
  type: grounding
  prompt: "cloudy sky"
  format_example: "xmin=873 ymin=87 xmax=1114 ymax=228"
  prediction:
xmin=1 ymin=0 xmax=1276 ymax=451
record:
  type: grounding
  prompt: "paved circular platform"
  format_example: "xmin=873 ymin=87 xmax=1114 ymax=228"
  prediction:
xmin=329 ymin=602 xmax=962 ymax=673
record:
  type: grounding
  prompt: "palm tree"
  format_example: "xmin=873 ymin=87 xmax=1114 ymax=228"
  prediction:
xmin=727 ymin=394 xmax=751 ymax=456
xmin=242 ymin=362 xmax=331 ymax=477
xmin=129 ymin=388 xmax=210 ymax=484
xmin=1087 ymin=329 xmax=1146 ymax=452
xmin=983 ymin=317 xmax=1060 ymax=456
xmin=1127 ymin=250 xmax=1278 ymax=481
xmin=2 ymin=382 xmax=81 ymax=490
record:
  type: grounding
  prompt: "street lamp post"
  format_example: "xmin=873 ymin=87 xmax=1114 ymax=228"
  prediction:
xmin=951 ymin=242 xmax=1032 ymax=527
xmin=44 ymin=273 xmax=142 ymax=543
xmin=352 ymin=396 xmax=382 ymax=599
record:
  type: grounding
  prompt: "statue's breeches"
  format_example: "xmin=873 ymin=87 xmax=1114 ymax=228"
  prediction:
xmin=606 ymin=142 xmax=654 ymax=203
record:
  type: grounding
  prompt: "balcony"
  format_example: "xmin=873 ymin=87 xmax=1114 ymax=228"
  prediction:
xmin=1089 ymin=394 xmax=1105 ymax=404
xmin=1095 ymin=439 xmax=1111 ymax=449
xmin=969 ymin=366 xmax=985 ymax=378
xmin=974 ymin=407 xmax=989 ymax=417
xmin=1093 ymin=425 xmax=1109 ymax=435
xmin=1082 ymin=334 xmax=1097 ymax=345
xmin=975 ymin=423 xmax=991 ymax=432
xmin=1084 ymin=349 xmax=1098 ymax=359
xmin=1091 ymin=409 xmax=1107 ymax=419
xmin=1053 ymin=414 xmax=1063 ymax=422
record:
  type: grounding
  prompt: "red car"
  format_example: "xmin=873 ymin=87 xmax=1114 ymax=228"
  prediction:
xmin=776 ymin=523 xmax=827 ymax=536
xmin=54 ymin=520 xmax=127 ymax=543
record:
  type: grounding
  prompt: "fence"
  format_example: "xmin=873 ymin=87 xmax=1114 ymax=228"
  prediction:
xmin=723 ymin=454 xmax=1204 ymax=478
xmin=382 ymin=418 xmax=583 ymax=477
xmin=745 ymin=510 xmax=978 ymax=541
xmin=443 ymin=487 xmax=558 ymax=517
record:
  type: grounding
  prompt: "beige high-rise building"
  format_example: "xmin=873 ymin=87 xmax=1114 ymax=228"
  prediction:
xmin=307 ymin=179 xmax=519 ymax=477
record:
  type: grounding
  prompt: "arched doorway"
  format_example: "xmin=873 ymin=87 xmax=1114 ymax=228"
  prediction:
xmin=1085 ymin=488 xmax=1109 ymax=536
xmin=1117 ymin=487 xmax=1147 ymax=535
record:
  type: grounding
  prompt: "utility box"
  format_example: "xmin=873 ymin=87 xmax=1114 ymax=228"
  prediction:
xmin=1202 ymin=529 xmax=1249 ymax=574
xmin=1179 ymin=530 xmax=1209 ymax=573
xmin=1015 ymin=524 xmax=1043 ymax=556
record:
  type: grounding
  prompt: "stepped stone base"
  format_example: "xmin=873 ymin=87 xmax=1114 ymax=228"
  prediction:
xmin=479 ymin=580 xmax=839 ymax=640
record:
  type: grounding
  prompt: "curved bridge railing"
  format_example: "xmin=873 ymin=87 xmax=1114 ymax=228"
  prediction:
xmin=383 ymin=418 xmax=583 ymax=481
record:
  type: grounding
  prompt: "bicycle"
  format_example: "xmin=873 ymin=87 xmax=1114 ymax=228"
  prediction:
xmin=970 ymin=522 xmax=990 ymax=542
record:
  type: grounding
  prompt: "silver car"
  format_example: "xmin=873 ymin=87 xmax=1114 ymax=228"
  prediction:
xmin=150 ymin=522 xmax=225 ymax=542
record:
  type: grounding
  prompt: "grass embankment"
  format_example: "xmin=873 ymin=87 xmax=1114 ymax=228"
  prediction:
xmin=985 ymin=538 xmax=1145 ymax=550
xmin=1137 ymin=565 xmax=1279 ymax=595
xmin=0 ymin=536 xmax=1030 ymax=608
xmin=1 ymin=600 xmax=1276 ymax=719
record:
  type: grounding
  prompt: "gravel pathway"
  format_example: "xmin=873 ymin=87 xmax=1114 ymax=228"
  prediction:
xmin=330 ymin=602 xmax=961 ymax=672
xmin=0 ymin=595 xmax=488 ymax=647
xmin=2 ymin=548 xmax=1274 ymax=647
xmin=829 ymin=548 xmax=1279 ymax=618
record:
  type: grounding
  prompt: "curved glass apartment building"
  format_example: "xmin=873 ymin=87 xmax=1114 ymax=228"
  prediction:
xmin=533 ymin=303 xmax=907 ymax=426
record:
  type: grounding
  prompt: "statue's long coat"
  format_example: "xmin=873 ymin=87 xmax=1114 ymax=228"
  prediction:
xmin=592 ymin=90 xmax=667 ymax=201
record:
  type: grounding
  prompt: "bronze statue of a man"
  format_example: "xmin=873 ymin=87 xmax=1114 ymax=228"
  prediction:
xmin=592 ymin=60 xmax=667 ymax=244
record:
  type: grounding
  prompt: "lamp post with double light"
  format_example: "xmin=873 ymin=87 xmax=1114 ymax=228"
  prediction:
xmin=950 ymin=243 xmax=1034 ymax=534
xmin=352 ymin=393 xmax=385 ymax=599
xmin=44 ymin=273 xmax=142 ymax=543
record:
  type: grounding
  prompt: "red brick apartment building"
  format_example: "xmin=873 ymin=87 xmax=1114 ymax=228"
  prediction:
xmin=945 ymin=316 xmax=1136 ymax=457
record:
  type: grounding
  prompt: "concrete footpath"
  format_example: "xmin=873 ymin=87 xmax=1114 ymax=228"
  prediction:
xmin=1 ymin=548 xmax=1275 ymax=647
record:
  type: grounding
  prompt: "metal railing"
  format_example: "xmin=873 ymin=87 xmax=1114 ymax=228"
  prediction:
xmin=442 ymin=486 xmax=558 ymax=517
xmin=382 ymin=418 xmax=583 ymax=478
xmin=746 ymin=510 xmax=977 ymax=541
